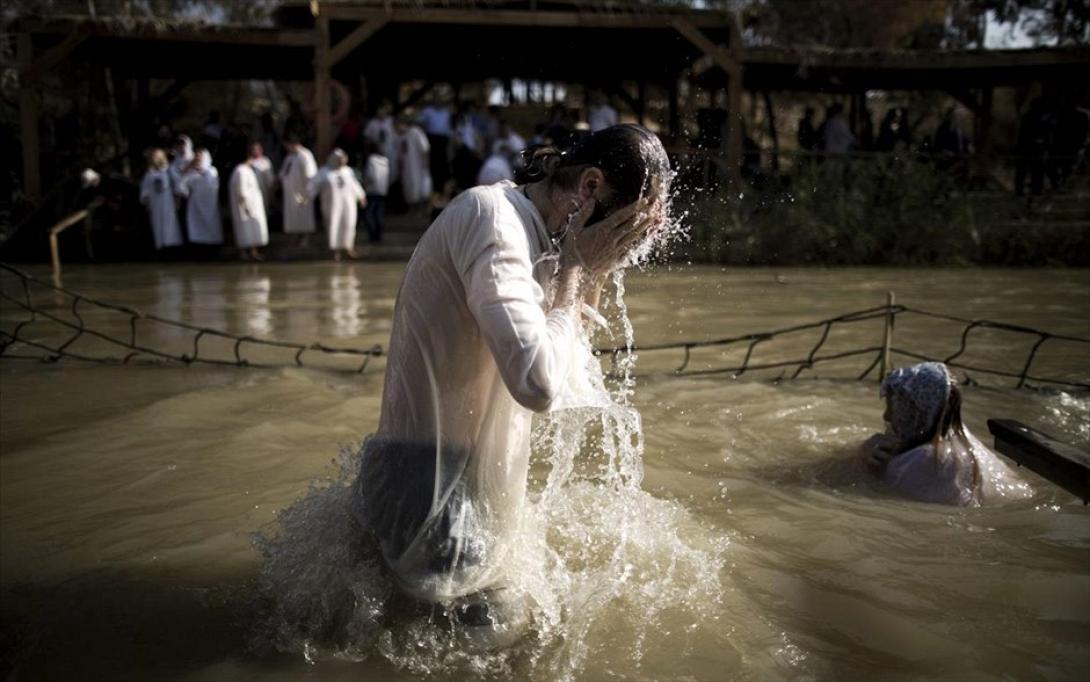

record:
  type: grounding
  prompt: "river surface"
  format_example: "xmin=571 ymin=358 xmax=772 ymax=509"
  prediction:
xmin=1 ymin=263 xmax=1088 ymax=681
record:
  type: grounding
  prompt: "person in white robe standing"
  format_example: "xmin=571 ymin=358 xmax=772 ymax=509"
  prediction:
xmin=308 ymin=148 xmax=366 ymax=260
xmin=279 ymin=137 xmax=318 ymax=246
xmin=247 ymin=141 xmax=276 ymax=213
xmin=169 ymin=135 xmax=194 ymax=195
xmin=229 ymin=155 xmax=270 ymax=261
xmin=365 ymin=102 xmax=400 ymax=184
xmin=139 ymin=149 xmax=183 ymax=251
xmin=179 ymin=148 xmax=224 ymax=249
xmin=396 ymin=117 xmax=432 ymax=211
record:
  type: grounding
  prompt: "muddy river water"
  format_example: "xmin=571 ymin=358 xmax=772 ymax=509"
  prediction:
xmin=1 ymin=263 xmax=1087 ymax=681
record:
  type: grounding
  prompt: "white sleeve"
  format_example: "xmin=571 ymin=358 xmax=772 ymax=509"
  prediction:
xmin=456 ymin=191 xmax=577 ymax=412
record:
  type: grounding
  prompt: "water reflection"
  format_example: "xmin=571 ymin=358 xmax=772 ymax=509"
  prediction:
xmin=329 ymin=267 xmax=363 ymax=338
xmin=233 ymin=268 xmax=273 ymax=337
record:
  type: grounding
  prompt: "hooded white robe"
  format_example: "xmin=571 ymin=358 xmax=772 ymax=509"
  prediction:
xmin=279 ymin=146 xmax=318 ymax=234
xmin=139 ymin=168 xmax=183 ymax=249
xmin=365 ymin=115 xmax=400 ymax=184
xmin=229 ymin=163 xmax=269 ymax=249
xmin=179 ymin=151 xmax=223 ymax=245
xmin=350 ymin=181 xmax=580 ymax=602
xmin=310 ymin=166 xmax=365 ymax=251
xmin=400 ymin=125 xmax=432 ymax=204
xmin=169 ymin=136 xmax=194 ymax=196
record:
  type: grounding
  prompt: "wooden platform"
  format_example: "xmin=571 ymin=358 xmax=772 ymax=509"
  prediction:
xmin=988 ymin=419 xmax=1090 ymax=504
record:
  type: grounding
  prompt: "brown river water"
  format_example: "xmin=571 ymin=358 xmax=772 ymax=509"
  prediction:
xmin=1 ymin=263 xmax=1088 ymax=681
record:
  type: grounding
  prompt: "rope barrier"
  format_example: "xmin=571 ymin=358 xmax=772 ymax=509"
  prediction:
xmin=0 ymin=263 xmax=383 ymax=373
xmin=593 ymin=301 xmax=1090 ymax=390
xmin=2 ymin=262 xmax=1087 ymax=389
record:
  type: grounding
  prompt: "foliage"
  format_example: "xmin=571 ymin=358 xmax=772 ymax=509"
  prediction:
xmin=677 ymin=156 xmax=1088 ymax=266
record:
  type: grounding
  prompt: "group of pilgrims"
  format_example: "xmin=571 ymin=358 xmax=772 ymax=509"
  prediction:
xmin=136 ymin=98 xmax=555 ymax=261
xmin=139 ymin=134 xmax=382 ymax=261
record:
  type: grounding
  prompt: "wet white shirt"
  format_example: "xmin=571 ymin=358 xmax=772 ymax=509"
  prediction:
xmin=367 ymin=181 xmax=578 ymax=600
xmin=884 ymin=430 xmax=1032 ymax=506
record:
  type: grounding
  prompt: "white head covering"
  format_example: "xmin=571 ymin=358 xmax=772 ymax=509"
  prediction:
xmin=327 ymin=148 xmax=348 ymax=168
xmin=175 ymin=135 xmax=194 ymax=161
xmin=195 ymin=149 xmax=213 ymax=172
xmin=880 ymin=362 xmax=954 ymax=444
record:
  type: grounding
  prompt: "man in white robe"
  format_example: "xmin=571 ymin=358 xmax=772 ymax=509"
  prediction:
xmin=247 ymin=141 xmax=276 ymax=213
xmin=308 ymin=148 xmax=366 ymax=260
xmin=350 ymin=124 xmax=670 ymax=635
xmin=364 ymin=102 xmax=400 ymax=185
xmin=279 ymin=137 xmax=318 ymax=246
xmin=169 ymin=135 xmax=194 ymax=196
xmin=229 ymin=156 xmax=270 ymax=261
xmin=397 ymin=118 xmax=432 ymax=208
xmin=139 ymin=149 xmax=183 ymax=251
xmin=178 ymin=148 xmax=223 ymax=248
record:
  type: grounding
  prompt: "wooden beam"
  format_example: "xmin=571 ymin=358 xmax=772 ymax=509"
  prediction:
xmin=322 ymin=5 xmax=729 ymax=29
xmin=325 ymin=19 xmax=388 ymax=68
xmin=20 ymin=27 xmax=89 ymax=83
xmin=315 ymin=13 xmax=332 ymax=158
xmin=672 ymin=18 xmax=740 ymax=77
xmin=394 ymin=81 xmax=436 ymax=115
xmin=18 ymin=33 xmax=41 ymax=202
xmin=21 ymin=19 xmax=314 ymax=47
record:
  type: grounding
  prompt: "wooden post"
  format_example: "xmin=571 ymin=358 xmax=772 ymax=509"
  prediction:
xmin=18 ymin=33 xmax=41 ymax=202
xmin=668 ymin=77 xmax=680 ymax=138
xmin=973 ymin=87 xmax=994 ymax=183
xmin=880 ymin=290 xmax=895 ymax=379
xmin=314 ymin=12 xmax=332 ymax=158
xmin=726 ymin=71 xmax=742 ymax=187
xmin=763 ymin=90 xmax=779 ymax=172
xmin=50 ymin=231 xmax=62 ymax=286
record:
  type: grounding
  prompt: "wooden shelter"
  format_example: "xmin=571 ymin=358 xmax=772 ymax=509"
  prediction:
xmin=14 ymin=1 xmax=1090 ymax=201
xmin=14 ymin=1 xmax=745 ymax=201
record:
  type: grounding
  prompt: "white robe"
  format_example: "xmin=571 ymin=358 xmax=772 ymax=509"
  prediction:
xmin=279 ymin=147 xmax=318 ymax=234
xmin=250 ymin=155 xmax=276 ymax=211
xmin=139 ymin=168 xmax=183 ymax=250
xmin=400 ymin=125 xmax=431 ymax=204
xmin=179 ymin=154 xmax=223 ymax=245
xmin=169 ymin=139 xmax=193 ymax=196
xmin=884 ymin=430 xmax=1033 ymax=506
xmin=351 ymin=181 xmax=579 ymax=602
xmin=229 ymin=164 xmax=269 ymax=249
xmin=365 ymin=116 xmax=400 ymax=183
xmin=310 ymin=166 xmax=365 ymax=251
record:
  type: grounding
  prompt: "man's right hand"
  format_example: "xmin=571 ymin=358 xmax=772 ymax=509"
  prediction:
xmin=560 ymin=196 xmax=660 ymax=277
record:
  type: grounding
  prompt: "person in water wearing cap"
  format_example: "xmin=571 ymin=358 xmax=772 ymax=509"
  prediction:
xmin=350 ymin=124 xmax=669 ymax=641
xmin=863 ymin=362 xmax=1032 ymax=506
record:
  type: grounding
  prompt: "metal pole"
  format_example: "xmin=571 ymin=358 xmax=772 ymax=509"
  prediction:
xmin=880 ymin=291 xmax=895 ymax=379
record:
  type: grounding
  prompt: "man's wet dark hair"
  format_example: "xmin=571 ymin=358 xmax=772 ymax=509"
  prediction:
xmin=517 ymin=124 xmax=670 ymax=214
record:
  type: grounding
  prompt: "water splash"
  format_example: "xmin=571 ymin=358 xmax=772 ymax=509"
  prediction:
xmin=251 ymin=184 xmax=723 ymax=680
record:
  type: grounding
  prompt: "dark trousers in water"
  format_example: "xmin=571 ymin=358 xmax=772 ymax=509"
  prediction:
xmin=363 ymin=196 xmax=386 ymax=243
xmin=351 ymin=438 xmax=484 ymax=577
